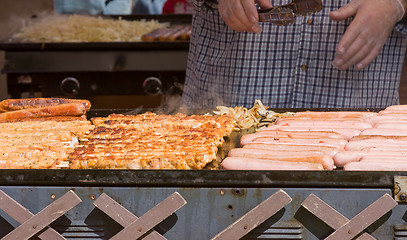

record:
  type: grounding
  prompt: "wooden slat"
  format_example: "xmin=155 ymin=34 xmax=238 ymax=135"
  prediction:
xmin=211 ymin=189 xmax=292 ymax=240
xmin=325 ymin=193 xmax=397 ymax=240
xmin=301 ymin=194 xmax=375 ymax=240
xmin=110 ymin=192 xmax=186 ymax=240
xmin=1 ymin=190 xmax=81 ymax=240
xmin=93 ymin=193 xmax=166 ymax=240
xmin=0 ymin=190 xmax=66 ymax=240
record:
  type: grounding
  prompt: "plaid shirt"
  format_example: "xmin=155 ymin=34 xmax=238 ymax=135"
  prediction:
xmin=182 ymin=0 xmax=407 ymax=109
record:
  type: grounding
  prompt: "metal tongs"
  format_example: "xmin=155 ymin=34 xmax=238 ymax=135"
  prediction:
xmin=258 ymin=0 xmax=323 ymax=25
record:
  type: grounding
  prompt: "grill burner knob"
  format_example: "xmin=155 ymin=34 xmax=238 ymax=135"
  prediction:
xmin=143 ymin=77 xmax=162 ymax=95
xmin=60 ymin=77 xmax=80 ymax=96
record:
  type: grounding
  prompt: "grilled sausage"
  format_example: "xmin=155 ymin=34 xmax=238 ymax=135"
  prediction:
xmin=274 ymin=119 xmax=372 ymax=131
xmin=227 ymin=148 xmax=334 ymax=169
xmin=0 ymin=98 xmax=91 ymax=112
xmin=251 ymin=137 xmax=347 ymax=148
xmin=243 ymin=143 xmax=341 ymax=157
xmin=221 ymin=157 xmax=324 ymax=170
xmin=345 ymin=141 xmax=407 ymax=151
xmin=0 ymin=103 xmax=86 ymax=122
xmin=365 ymin=115 xmax=407 ymax=125
xmin=264 ymin=126 xmax=360 ymax=140
xmin=293 ymin=111 xmax=377 ymax=119
xmin=360 ymin=128 xmax=407 ymax=136
xmin=344 ymin=161 xmax=407 ymax=171
xmin=141 ymin=28 xmax=169 ymax=41
xmin=240 ymin=130 xmax=343 ymax=146
xmin=334 ymin=151 xmax=407 ymax=167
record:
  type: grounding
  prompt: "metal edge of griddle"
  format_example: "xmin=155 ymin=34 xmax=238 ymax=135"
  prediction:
xmin=0 ymin=170 xmax=402 ymax=188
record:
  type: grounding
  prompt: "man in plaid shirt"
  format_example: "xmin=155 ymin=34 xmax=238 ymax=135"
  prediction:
xmin=182 ymin=0 xmax=407 ymax=109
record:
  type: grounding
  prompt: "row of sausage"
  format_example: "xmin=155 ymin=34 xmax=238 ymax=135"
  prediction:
xmin=222 ymin=105 xmax=407 ymax=171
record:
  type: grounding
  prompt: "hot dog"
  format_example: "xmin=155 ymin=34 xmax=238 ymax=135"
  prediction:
xmin=227 ymin=148 xmax=334 ymax=169
xmin=0 ymin=98 xmax=91 ymax=112
xmin=251 ymin=137 xmax=347 ymax=148
xmin=350 ymin=135 xmax=407 ymax=141
xmin=360 ymin=128 xmax=407 ymax=136
xmin=293 ymin=111 xmax=376 ymax=119
xmin=365 ymin=115 xmax=407 ymax=125
xmin=141 ymin=28 xmax=169 ymax=41
xmin=374 ymin=121 xmax=407 ymax=129
xmin=264 ymin=126 xmax=360 ymax=140
xmin=345 ymin=141 xmax=407 ymax=151
xmin=221 ymin=157 xmax=324 ymax=170
xmin=0 ymin=103 xmax=86 ymax=122
xmin=344 ymin=161 xmax=407 ymax=171
xmin=378 ymin=111 xmax=407 ymax=116
xmin=384 ymin=105 xmax=407 ymax=111
xmin=274 ymin=119 xmax=372 ymax=131
xmin=240 ymin=130 xmax=343 ymax=146
xmin=243 ymin=143 xmax=341 ymax=157
xmin=334 ymin=151 xmax=407 ymax=167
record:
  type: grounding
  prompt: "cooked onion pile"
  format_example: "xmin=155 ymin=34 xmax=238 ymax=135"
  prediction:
xmin=11 ymin=14 xmax=168 ymax=43
xmin=213 ymin=100 xmax=294 ymax=130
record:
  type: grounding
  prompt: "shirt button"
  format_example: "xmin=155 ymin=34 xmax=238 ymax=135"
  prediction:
xmin=307 ymin=19 xmax=313 ymax=25
xmin=301 ymin=64 xmax=307 ymax=71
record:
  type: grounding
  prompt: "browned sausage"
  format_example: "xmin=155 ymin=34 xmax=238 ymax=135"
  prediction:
xmin=221 ymin=157 xmax=324 ymax=170
xmin=0 ymin=98 xmax=91 ymax=111
xmin=0 ymin=103 xmax=86 ymax=122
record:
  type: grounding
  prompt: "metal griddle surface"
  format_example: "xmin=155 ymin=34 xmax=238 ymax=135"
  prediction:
xmin=0 ymin=108 xmax=397 ymax=188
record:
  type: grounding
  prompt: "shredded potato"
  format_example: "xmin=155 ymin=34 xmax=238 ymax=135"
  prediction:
xmin=213 ymin=100 xmax=294 ymax=130
xmin=11 ymin=14 xmax=168 ymax=43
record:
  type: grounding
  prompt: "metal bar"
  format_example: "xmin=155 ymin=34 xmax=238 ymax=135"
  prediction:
xmin=0 ymin=190 xmax=66 ymax=240
xmin=110 ymin=192 xmax=186 ymax=240
xmin=211 ymin=189 xmax=292 ymax=240
xmin=1 ymin=190 xmax=81 ymax=240
xmin=93 ymin=193 xmax=166 ymax=240
xmin=301 ymin=194 xmax=375 ymax=240
xmin=325 ymin=193 xmax=397 ymax=240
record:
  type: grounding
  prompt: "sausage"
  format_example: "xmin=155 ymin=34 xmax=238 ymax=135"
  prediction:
xmin=180 ymin=25 xmax=192 ymax=40
xmin=167 ymin=25 xmax=191 ymax=41
xmin=384 ymin=105 xmax=407 ymax=111
xmin=293 ymin=111 xmax=376 ymax=119
xmin=251 ymin=136 xmax=347 ymax=148
xmin=243 ymin=143 xmax=341 ymax=157
xmin=350 ymin=135 xmax=407 ymax=141
xmin=378 ymin=111 xmax=407 ymax=116
xmin=345 ymin=141 xmax=407 ymax=151
xmin=344 ymin=161 xmax=407 ymax=171
xmin=334 ymin=151 xmax=407 ymax=167
xmin=365 ymin=115 xmax=407 ymax=125
xmin=0 ymin=98 xmax=91 ymax=112
xmin=264 ymin=126 xmax=361 ymax=140
xmin=158 ymin=25 xmax=184 ymax=41
xmin=274 ymin=119 xmax=372 ymax=131
xmin=359 ymin=156 xmax=407 ymax=162
xmin=227 ymin=148 xmax=334 ymax=170
xmin=360 ymin=128 xmax=407 ymax=136
xmin=221 ymin=157 xmax=324 ymax=170
xmin=374 ymin=121 xmax=407 ymax=129
xmin=0 ymin=103 xmax=86 ymax=122
xmin=240 ymin=130 xmax=343 ymax=146
xmin=141 ymin=28 xmax=169 ymax=41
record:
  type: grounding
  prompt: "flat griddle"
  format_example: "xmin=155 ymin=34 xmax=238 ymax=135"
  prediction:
xmin=0 ymin=108 xmax=399 ymax=188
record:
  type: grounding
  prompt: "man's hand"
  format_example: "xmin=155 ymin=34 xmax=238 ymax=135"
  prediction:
xmin=331 ymin=0 xmax=405 ymax=71
xmin=218 ymin=0 xmax=273 ymax=33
